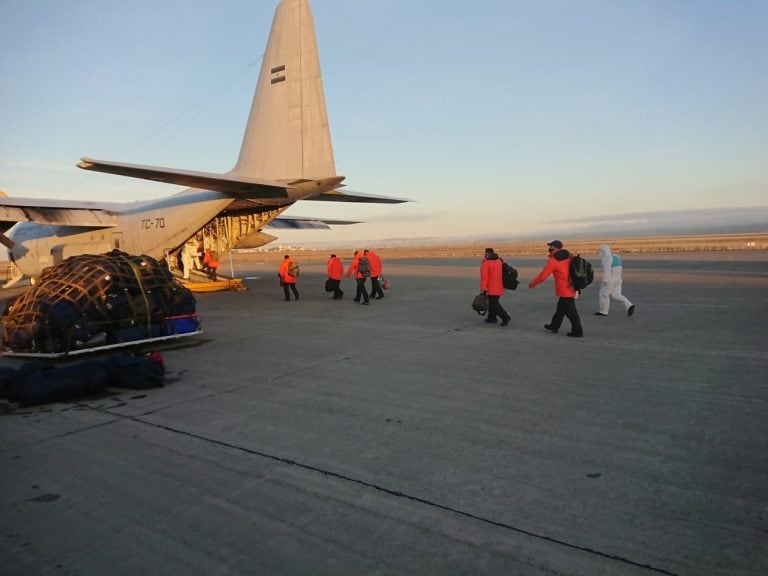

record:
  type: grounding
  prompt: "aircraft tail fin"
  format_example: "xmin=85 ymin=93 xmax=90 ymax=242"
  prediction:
xmin=231 ymin=0 xmax=335 ymax=182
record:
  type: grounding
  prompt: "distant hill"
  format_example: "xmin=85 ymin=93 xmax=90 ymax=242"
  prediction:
xmin=297 ymin=206 xmax=768 ymax=249
xmin=235 ymin=233 xmax=768 ymax=264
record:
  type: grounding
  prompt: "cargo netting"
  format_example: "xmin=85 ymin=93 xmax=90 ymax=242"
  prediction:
xmin=2 ymin=250 xmax=198 ymax=354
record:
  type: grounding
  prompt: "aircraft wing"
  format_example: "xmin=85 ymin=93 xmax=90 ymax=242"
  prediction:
xmin=0 ymin=197 xmax=119 ymax=249
xmin=0 ymin=197 xmax=119 ymax=227
xmin=78 ymin=158 xmax=290 ymax=198
xmin=268 ymin=216 xmax=361 ymax=229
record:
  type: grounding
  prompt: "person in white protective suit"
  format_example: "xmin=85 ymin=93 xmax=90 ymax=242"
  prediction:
xmin=180 ymin=241 xmax=196 ymax=280
xmin=595 ymin=244 xmax=635 ymax=317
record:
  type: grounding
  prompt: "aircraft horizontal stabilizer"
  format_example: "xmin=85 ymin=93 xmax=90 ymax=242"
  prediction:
xmin=78 ymin=158 xmax=289 ymax=198
xmin=305 ymin=189 xmax=409 ymax=204
xmin=268 ymin=216 xmax=361 ymax=229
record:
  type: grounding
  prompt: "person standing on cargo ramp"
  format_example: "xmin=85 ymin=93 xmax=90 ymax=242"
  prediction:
xmin=595 ymin=244 xmax=635 ymax=317
xmin=529 ymin=240 xmax=584 ymax=337
xmin=480 ymin=248 xmax=510 ymax=327
xmin=279 ymin=255 xmax=299 ymax=301
xmin=203 ymin=248 xmax=219 ymax=281
xmin=181 ymin=240 xmax=196 ymax=280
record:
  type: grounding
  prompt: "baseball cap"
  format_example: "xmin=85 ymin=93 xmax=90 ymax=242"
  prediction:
xmin=547 ymin=240 xmax=563 ymax=249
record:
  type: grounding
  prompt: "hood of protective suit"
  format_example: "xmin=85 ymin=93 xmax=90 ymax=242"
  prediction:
xmin=552 ymin=248 xmax=570 ymax=261
xmin=598 ymin=244 xmax=611 ymax=257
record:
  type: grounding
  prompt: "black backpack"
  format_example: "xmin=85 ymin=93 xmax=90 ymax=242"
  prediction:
xmin=501 ymin=261 xmax=519 ymax=290
xmin=569 ymin=254 xmax=594 ymax=290
xmin=357 ymin=256 xmax=371 ymax=277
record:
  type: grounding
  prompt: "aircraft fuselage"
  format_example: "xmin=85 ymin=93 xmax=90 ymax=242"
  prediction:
xmin=8 ymin=190 xmax=234 ymax=278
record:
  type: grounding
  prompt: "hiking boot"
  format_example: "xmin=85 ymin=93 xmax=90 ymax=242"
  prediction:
xmin=362 ymin=301 xmax=370 ymax=305
xmin=544 ymin=324 xmax=558 ymax=333
xmin=628 ymin=305 xmax=635 ymax=316
xmin=500 ymin=318 xmax=510 ymax=327
xmin=566 ymin=332 xmax=583 ymax=338
xmin=594 ymin=312 xmax=608 ymax=316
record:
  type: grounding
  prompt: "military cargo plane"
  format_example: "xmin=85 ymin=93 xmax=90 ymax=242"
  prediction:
xmin=0 ymin=0 xmax=405 ymax=287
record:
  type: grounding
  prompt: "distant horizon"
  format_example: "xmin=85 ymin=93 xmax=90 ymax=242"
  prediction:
xmin=262 ymin=205 xmax=768 ymax=249
xmin=1 ymin=229 xmax=764 ymax=266
xmin=0 ymin=205 xmax=764 ymax=263
xmin=243 ymin=228 xmax=768 ymax=253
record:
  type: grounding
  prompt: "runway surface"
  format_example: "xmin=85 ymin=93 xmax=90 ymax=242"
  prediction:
xmin=1 ymin=251 xmax=767 ymax=575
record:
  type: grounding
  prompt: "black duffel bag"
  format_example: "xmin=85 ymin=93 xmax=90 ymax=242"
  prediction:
xmin=471 ymin=293 xmax=489 ymax=316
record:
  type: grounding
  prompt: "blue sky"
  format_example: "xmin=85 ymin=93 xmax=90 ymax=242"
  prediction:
xmin=1 ymin=0 xmax=766 ymax=245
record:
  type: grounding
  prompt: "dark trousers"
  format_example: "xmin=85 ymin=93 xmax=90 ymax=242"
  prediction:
xmin=329 ymin=279 xmax=343 ymax=299
xmin=354 ymin=278 xmax=369 ymax=303
xmin=283 ymin=283 xmax=299 ymax=300
xmin=487 ymin=295 xmax=510 ymax=323
xmin=550 ymin=297 xmax=583 ymax=335
xmin=370 ymin=276 xmax=384 ymax=298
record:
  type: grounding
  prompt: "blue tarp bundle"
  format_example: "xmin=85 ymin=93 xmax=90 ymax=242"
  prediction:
xmin=0 ymin=353 xmax=165 ymax=407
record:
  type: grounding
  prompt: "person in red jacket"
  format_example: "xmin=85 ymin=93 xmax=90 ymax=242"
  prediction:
xmin=346 ymin=250 xmax=370 ymax=304
xmin=368 ymin=249 xmax=385 ymax=299
xmin=480 ymin=247 xmax=511 ymax=326
xmin=279 ymin=254 xmax=299 ymax=301
xmin=326 ymin=254 xmax=344 ymax=300
xmin=528 ymin=240 xmax=583 ymax=337
xmin=203 ymin=248 xmax=219 ymax=281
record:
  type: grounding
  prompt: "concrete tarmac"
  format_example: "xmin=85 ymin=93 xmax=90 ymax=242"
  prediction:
xmin=1 ymin=251 xmax=767 ymax=576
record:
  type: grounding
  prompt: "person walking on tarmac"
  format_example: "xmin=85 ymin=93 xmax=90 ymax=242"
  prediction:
xmin=346 ymin=250 xmax=370 ymax=305
xmin=595 ymin=244 xmax=635 ymax=317
xmin=327 ymin=254 xmax=344 ymax=300
xmin=480 ymin=247 xmax=511 ymax=326
xmin=279 ymin=254 xmax=299 ymax=301
xmin=368 ymin=249 xmax=384 ymax=299
xmin=528 ymin=240 xmax=584 ymax=337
